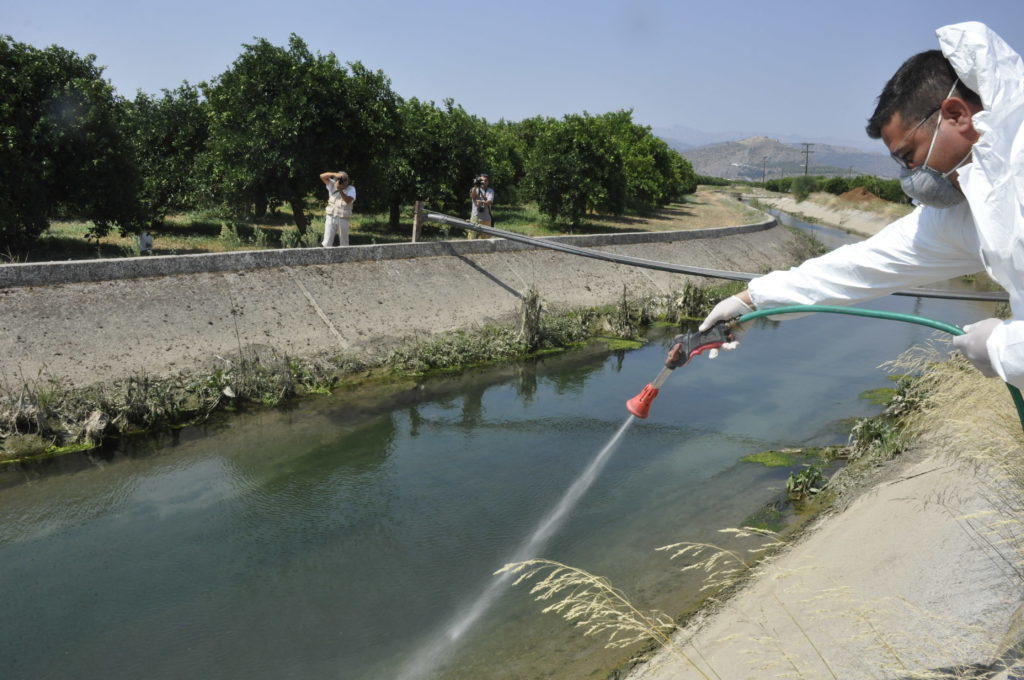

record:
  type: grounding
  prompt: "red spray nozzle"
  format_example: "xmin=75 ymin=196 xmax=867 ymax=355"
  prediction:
xmin=626 ymin=383 xmax=660 ymax=419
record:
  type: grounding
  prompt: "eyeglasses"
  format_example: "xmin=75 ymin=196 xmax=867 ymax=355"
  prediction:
xmin=889 ymin=105 xmax=941 ymax=169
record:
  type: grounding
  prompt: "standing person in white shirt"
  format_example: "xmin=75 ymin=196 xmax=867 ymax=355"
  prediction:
xmin=319 ymin=170 xmax=356 ymax=247
xmin=468 ymin=174 xmax=494 ymax=239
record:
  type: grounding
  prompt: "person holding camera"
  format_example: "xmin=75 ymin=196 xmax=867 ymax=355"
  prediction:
xmin=319 ymin=170 xmax=356 ymax=247
xmin=468 ymin=174 xmax=493 ymax=239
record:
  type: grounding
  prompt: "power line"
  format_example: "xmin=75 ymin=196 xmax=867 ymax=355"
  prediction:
xmin=800 ymin=143 xmax=814 ymax=175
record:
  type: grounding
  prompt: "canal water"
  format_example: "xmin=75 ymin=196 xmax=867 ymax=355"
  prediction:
xmin=0 ymin=217 xmax=1000 ymax=680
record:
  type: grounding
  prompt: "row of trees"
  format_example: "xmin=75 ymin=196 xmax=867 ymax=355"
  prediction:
xmin=762 ymin=175 xmax=909 ymax=204
xmin=1 ymin=34 xmax=698 ymax=249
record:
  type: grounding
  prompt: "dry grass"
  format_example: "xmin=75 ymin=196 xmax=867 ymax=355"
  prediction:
xmin=497 ymin=559 xmax=721 ymax=680
xmin=888 ymin=343 xmax=1024 ymax=590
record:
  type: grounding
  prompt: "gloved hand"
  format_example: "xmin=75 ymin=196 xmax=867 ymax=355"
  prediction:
xmin=952 ymin=318 xmax=1001 ymax=378
xmin=699 ymin=294 xmax=754 ymax=332
xmin=699 ymin=294 xmax=754 ymax=359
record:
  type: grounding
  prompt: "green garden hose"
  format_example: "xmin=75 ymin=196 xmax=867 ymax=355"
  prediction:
xmin=737 ymin=305 xmax=1024 ymax=434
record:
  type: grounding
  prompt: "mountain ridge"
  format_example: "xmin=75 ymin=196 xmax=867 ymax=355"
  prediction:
xmin=669 ymin=135 xmax=898 ymax=180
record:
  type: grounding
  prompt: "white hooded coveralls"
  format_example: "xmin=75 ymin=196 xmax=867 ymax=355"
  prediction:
xmin=747 ymin=22 xmax=1024 ymax=388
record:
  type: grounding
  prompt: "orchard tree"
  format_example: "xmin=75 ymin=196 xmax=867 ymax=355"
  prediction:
xmin=123 ymin=83 xmax=209 ymax=225
xmin=0 ymin=36 xmax=141 ymax=249
xmin=204 ymin=34 xmax=400 ymax=236
xmin=525 ymin=113 xmax=625 ymax=226
xmin=385 ymin=97 xmax=487 ymax=226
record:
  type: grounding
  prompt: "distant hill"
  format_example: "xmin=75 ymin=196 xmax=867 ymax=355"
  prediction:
xmin=673 ymin=136 xmax=898 ymax=180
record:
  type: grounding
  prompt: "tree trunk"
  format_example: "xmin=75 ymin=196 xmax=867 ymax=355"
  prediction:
xmin=289 ymin=196 xmax=308 ymax=236
xmin=254 ymin=193 xmax=268 ymax=219
xmin=389 ymin=199 xmax=401 ymax=231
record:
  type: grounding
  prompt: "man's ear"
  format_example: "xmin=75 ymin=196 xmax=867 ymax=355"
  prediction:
xmin=940 ymin=97 xmax=979 ymax=134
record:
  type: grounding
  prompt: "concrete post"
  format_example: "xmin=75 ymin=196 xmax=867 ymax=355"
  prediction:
xmin=412 ymin=201 xmax=424 ymax=243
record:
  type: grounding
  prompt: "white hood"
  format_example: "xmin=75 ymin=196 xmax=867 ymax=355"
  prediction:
xmin=747 ymin=22 xmax=1024 ymax=387
xmin=939 ymin=22 xmax=1024 ymax=259
xmin=940 ymin=23 xmax=1024 ymax=385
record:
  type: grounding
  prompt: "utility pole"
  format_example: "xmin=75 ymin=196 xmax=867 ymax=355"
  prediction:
xmin=800 ymin=143 xmax=814 ymax=176
xmin=762 ymin=156 xmax=768 ymax=184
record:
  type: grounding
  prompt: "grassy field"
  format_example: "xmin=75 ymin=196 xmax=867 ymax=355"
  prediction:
xmin=7 ymin=187 xmax=762 ymax=263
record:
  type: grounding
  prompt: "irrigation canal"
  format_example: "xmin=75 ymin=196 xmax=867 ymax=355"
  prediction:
xmin=0 ymin=214 xmax=1001 ymax=680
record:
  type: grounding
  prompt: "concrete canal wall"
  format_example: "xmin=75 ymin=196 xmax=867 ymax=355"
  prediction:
xmin=0 ymin=217 xmax=804 ymax=386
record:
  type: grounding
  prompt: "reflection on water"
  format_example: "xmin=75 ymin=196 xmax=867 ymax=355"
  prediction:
xmin=0 ymin=218 xmax=1002 ymax=680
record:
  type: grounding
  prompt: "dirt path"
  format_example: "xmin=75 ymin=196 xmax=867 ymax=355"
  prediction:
xmin=586 ymin=187 xmax=764 ymax=233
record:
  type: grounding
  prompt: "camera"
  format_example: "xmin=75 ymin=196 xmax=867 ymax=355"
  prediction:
xmin=473 ymin=176 xmax=485 ymax=188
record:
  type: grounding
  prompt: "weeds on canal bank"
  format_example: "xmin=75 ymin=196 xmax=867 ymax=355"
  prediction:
xmin=0 ymin=279 xmax=751 ymax=463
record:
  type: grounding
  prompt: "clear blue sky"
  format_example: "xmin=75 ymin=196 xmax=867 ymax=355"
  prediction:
xmin=3 ymin=0 xmax=1021 ymax=148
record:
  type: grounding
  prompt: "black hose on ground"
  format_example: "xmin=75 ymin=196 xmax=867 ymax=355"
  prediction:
xmin=422 ymin=211 xmax=1008 ymax=304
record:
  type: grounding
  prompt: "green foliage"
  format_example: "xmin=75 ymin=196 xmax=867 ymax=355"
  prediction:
xmin=769 ymin=173 xmax=910 ymax=206
xmin=790 ymin=175 xmax=819 ymax=202
xmin=0 ymin=35 xmax=142 ymax=248
xmin=523 ymin=110 xmax=695 ymax=225
xmin=786 ymin=465 xmax=827 ymax=500
xmin=847 ymin=375 xmax=919 ymax=461
xmin=218 ymin=222 xmax=244 ymax=249
xmin=3 ymin=31 xmax=722 ymax=253
xmin=848 ymin=174 xmax=910 ymax=204
xmin=203 ymin=34 xmax=401 ymax=233
xmin=525 ymin=112 xmax=626 ymax=226
xmin=696 ymin=174 xmax=731 ymax=186
xmin=386 ymin=97 xmax=487 ymax=219
xmin=784 ymin=226 xmax=827 ymax=261
xmin=741 ymin=449 xmax=800 ymax=467
xmin=822 ymin=176 xmax=851 ymax=195
xmin=123 ymin=83 xmax=209 ymax=225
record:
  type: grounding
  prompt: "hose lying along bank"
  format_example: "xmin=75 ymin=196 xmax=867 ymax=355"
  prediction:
xmin=423 ymin=211 xmax=1009 ymax=303
xmin=737 ymin=305 xmax=1024 ymax=434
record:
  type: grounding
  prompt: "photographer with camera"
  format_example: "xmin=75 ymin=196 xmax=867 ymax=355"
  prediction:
xmin=468 ymin=173 xmax=493 ymax=239
xmin=318 ymin=170 xmax=356 ymax=247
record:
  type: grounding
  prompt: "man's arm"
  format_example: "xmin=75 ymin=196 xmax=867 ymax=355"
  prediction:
xmin=701 ymin=204 xmax=983 ymax=331
xmin=339 ymin=186 xmax=355 ymax=204
xmin=319 ymin=172 xmax=338 ymax=185
xmin=749 ymin=204 xmax=982 ymax=309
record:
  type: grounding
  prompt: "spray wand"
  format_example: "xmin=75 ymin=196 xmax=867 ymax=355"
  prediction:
xmin=625 ymin=304 xmax=1024 ymax=434
xmin=626 ymin=322 xmax=736 ymax=419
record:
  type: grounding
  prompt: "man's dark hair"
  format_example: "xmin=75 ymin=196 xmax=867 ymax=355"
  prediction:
xmin=866 ymin=49 xmax=982 ymax=139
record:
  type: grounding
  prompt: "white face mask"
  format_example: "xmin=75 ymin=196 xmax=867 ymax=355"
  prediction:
xmin=898 ymin=83 xmax=973 ymax=208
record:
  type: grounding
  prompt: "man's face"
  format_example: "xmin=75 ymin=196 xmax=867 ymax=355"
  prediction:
xmin=480 ymin=176 xmax=489 ymax=187
xmin=881 ymin=108 xmax=976 ymax=183
xmin=338 ymin=174 xmax=348 ymax=186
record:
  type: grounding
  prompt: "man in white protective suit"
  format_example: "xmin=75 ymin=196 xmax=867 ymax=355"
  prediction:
xmin=699 ymin=22 xmax=1024 ymax=388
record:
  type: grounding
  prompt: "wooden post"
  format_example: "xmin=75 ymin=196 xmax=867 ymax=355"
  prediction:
xmin=412 ymin=200 xmax=423 ymax=242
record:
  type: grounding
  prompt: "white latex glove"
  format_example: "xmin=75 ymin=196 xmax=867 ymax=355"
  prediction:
xmin=699 ymin=295 xmax=754 ymax=332
xmin=952 ymin=318 xmax=1001 ymax=378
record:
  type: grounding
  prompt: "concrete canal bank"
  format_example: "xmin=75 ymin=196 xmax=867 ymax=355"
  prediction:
xmin=0 ymin=217 xmax=804 ymax=387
